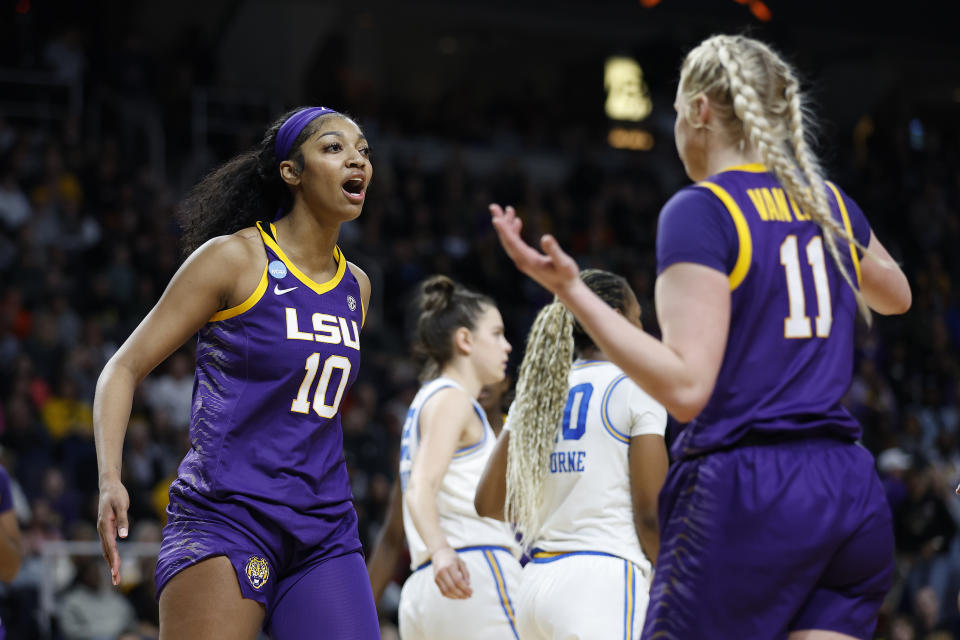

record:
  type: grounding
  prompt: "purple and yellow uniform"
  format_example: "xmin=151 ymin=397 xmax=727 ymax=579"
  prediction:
xmin=156 ymin=222 xmax=378 ymax=638
xmin=642 ymin=164 xmax=893 ymax=640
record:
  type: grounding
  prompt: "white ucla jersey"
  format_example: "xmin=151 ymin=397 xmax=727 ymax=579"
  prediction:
xmin=513 ymin=359 xmax=667 ymax=574
xmin=400 ymin=377 xmax=520 ymax=570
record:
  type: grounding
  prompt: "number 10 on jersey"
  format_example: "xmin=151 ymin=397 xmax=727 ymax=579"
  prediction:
xmin=291 ymin=354 xmax=351 ymax=417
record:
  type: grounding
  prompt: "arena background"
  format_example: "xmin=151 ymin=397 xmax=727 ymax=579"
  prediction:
xmin=1 ymin=0 xmax=959 ymax=638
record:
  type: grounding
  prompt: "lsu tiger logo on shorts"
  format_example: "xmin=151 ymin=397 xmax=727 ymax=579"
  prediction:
xmin=245 ymin=555 xmax=270 ymax=590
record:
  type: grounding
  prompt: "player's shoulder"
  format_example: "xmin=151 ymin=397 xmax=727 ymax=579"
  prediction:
xmin=419 ymin=382 xmax=478 ymax=427
xmin=572 ymin=360 xmax=633 ymax=395
xmin=571 ymin=359 xmax=619 ymax=381
xmin=660 ymin=182 xmax=729 ymax=219
xmin=603 ymin=366 xmax=665 ymax=414
xmin=425 ymin=382 xmax=473 ymax=407
xmin=346 ymin=260 xmax=371 ymax=297
xmin=191 ymin=227 xmax=266 ymax=270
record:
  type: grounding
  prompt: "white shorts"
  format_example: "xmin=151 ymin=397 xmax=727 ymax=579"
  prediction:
xmin=399 ymin=546 xmax=521 ymax=640
xmin=516 ymin=552 xmax=650 ymax=640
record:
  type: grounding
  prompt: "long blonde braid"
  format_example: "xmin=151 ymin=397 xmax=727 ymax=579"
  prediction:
xmin=687 ymin=35 xmax=871 ymax=322
xmin=505 ymin=300 xmax=574 ymax=547
xmin=505 ymin=270 xmax=631 ymax=548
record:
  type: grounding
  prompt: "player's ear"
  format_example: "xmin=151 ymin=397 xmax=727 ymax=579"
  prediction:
xmin=279 ymin=160 xmax=302 ymax=186
xmin=688 ymin=93 xmax=709 ymax=128
xmin=453 ymin=326 xmax=472 ymax=355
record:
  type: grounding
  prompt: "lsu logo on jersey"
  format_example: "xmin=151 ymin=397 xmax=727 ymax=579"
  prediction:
xmin=245 ymin=555 xmax=270 ymax=590
xmin=284 ymin=307 xmax=360 ymax=351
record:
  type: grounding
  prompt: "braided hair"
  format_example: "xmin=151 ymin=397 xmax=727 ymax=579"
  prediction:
xmin=680 ymin=34 xmax=871 ymax=322
xmin=505 ymin=269 xmax=632 ymax=547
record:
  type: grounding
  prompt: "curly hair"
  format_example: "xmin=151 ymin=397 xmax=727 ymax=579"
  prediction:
xmin=177 ymin=107 xmax=347 ymax=256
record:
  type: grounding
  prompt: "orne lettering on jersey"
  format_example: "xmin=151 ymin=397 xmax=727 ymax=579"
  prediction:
xmin=746 ymin=187 xmax=811 ymax=222
xmin=549 ymin=451 xmax=586 ymax=473
xmin=285 ymin=308 xmax=360 ymax=350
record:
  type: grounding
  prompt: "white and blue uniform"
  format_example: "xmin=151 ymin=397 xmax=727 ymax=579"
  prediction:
xmin=398 ymin=377 xmax=522 ymax=640
xmin=512 ymin=360 xmax=667 ymax=640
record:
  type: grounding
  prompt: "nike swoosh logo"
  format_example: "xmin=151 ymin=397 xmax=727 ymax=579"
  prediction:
xmin=274 ymin=284 xmax=298 ymax=295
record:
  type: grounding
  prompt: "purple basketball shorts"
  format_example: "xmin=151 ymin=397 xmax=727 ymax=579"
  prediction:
xmin=642 ymin=435 xmax=894 ymax=640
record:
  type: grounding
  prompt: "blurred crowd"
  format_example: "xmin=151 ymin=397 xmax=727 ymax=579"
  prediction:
xmin=2 ymin=13 xmax=960 ymax=640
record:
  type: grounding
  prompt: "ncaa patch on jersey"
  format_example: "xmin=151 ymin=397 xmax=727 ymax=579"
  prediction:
xmin=268 ymin=260 xmax=288 ymax=279
xmin=245 ymin=555 xmax=270 ymax=590
xmin=347 ymin=295 xmax=357 ymax=311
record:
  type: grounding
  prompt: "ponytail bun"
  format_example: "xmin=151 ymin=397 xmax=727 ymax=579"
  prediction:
xmin=419 ymin=275 xmax=456 ymax=313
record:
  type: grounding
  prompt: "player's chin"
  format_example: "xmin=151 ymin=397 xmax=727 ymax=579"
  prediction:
xmin=336 ymin=202 xmax=364 ymax=222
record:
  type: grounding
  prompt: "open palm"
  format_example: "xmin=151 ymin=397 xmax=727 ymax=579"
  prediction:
xmin=489 ymin=204 xmax=580 ymax=296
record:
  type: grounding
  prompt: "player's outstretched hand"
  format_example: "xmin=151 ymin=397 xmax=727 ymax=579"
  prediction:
xmin=97 ymin=478 xmax=130 ymax=586
xmin=432 ymin=546 xmax=473 ymax=600
xmin=489 ymin=204 xmax=580 ymax=298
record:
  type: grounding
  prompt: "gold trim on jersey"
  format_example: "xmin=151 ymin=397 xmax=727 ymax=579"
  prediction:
xmin=824 ymin=181 xmax=863 ymax=286
xmin=209 ymin=262 xmax=269 ymax=322
xmin=717 ymin=162 xmax=767 ymax=174
xmin=257 ymin=222 xmax=347 ymax=296
xmin=698 ymin=181 xmax=753 ymax=291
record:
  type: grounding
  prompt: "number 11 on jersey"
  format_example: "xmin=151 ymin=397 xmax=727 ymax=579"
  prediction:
xmin=780 ymin=234 xmax=833 ymax=339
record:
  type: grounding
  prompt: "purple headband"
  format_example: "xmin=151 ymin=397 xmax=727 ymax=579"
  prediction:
xmin=274 ymin=106 xmax=338 ymax=164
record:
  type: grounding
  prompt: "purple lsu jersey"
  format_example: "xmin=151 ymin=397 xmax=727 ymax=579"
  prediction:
xmin=657 ymin=163 xmax=871 ymax=459
xmin=170 ymin=221 xmax=364 ymax=549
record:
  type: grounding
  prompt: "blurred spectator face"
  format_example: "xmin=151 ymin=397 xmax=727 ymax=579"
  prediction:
xmin=133 ymin=519 xmax=161 ymax=543
xmin=42 ymin=467 xmax=66 ymax=499
xmin=32 ymin=312 xmax=58 ymax=347
xmin=127 ymin=417 xmax=149 ymax=450
xmin=907 ymin=467 xmax=932 ymax=499
xmin=936 ymin=431 xmax=956 ymax=458
xmin=67 ymin=520 xmax=97 ymax=541
xmin=368 ymin=473 xmax=390 ymax=503
xmin=915 ymin=586 xmax=939 ymax=630
xmin=170 ymin=352 xmax=191 ymax=379
xmin=479 ymin=375 xmax=512 ymax=415
xmin=890 ymin=615 xmax=916 ymax=640
xmin=77 ymin=558 xmax=102 ymax=590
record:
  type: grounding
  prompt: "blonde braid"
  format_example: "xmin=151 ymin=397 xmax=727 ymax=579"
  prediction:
xmin=783 ymin=71 xmax=872 ymax=322
xmin=711 ymin=35 xmax=871 ymax=323
xmin=505 ymin=300 xmax=574 ymax=547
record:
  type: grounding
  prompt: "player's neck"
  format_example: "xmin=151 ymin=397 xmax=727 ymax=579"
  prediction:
xmin=578 ymin=346 xmax=607 ymax=362
xmin=704 ymin=140 xmax=763 ymax=178
xmin=273 ymin=211 xmax=341 ymax=275
xmin=439 ymin=361 xmax=482 ymax=399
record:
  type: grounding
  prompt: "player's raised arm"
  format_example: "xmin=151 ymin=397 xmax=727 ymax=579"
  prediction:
xmin=490 ymin=204 xmax=729 ymax=423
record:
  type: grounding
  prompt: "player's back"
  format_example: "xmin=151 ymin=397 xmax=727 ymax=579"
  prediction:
xmin=512 ymin=360 xmax=665 ymax=640
xmin=662 ymin=164 xmax=870 ymax=458
xmin=528 ymin=360 xmax=665 ymax=573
